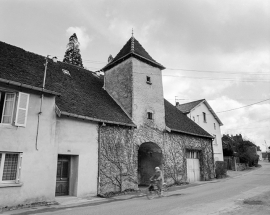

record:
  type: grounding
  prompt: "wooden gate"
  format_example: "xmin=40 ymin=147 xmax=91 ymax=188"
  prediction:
xmin=55 ymin=155 xmax=70 ymax=196
xmin=186 ymin=150 xmax=200 ymax=182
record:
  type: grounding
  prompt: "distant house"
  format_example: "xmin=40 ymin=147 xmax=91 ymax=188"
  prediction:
xmin=256 ymin=149 xmax=262 ymax=161
xmin=0 ymin=37 xmax=215 ymax=208
xmin=177 ymin=99 xmax=224 ymax=161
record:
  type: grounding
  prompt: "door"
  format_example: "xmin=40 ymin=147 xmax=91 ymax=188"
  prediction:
xmin=186 ymin=150 xmax=200 ymax=182
xmin=55 ymin=155 xmax=70 ymax=196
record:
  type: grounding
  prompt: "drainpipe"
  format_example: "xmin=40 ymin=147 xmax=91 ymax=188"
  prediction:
xmin=35 ymin=56 xmax=57 ymax=151
xmin=97 ymin=124 xmax=101 ymax=195
xmin=211 ymin=138 xmax=215 ymax=179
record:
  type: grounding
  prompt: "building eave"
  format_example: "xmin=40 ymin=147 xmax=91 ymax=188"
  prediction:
xmin=102 ymin=52 xmax=165 ymax=72
xmin=166 ymin=126 xmax=213 ymax=139
xmin=57 ymin=109 xmax=137 ymax=128
xmin=0 ymin=78 xmax=61 ymax=96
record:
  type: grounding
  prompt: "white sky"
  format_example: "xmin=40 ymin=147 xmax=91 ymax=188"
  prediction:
xmin=1 ymin=0 xmax=269 ymax=150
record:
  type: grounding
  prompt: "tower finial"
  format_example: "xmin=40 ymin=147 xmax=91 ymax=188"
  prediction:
xmin=131 ymin=28 xmax=134 ymax=52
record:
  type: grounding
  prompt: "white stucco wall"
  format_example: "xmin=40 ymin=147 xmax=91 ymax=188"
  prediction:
xmin=132 ymin=58 xmax=166 ymax=130
xmin=55 ymin=117 xmax=98 ymax=197
xmin=0 ymin=89 xmax=58 ymax=207
xmin=187 ymin=102 xmax=224 ymax=161
xmin=0 ymin=86 xmax=99 ymax=208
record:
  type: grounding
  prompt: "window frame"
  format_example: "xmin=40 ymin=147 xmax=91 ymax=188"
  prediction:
xmin=0 ymin=152 xmax=23 ymax=184
xmin=0 ymin=89 xmax=30 ymax=127
xmin=203 ymin=112 xmax=207 ymax=123
xmin=213 ymin=134 xmax=217 ymax=145
xmin=0 ymin=92 xmax=16 ymax=125
xmin=146 ymin=76 xmax=152 ymax=85
xmin=147 ymin=112 xmax=153 ymax=120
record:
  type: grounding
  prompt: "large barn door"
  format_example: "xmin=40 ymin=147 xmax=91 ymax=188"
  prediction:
xmin=186 ymin=150 xmax=200 ymax=182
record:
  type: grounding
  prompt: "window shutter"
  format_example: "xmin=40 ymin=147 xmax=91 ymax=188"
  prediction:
xmin=15 ymin=92 xmax=30 ymax=127
xmin=16 ymin=153 xmax=23 ymax=183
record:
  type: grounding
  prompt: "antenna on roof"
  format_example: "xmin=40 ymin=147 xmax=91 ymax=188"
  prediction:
xmin=131 ymin=28 xmax=134 ymax=53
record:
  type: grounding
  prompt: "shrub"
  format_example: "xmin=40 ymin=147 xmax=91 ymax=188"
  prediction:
xmin=215 ymin=161 xmax=227 ymax=178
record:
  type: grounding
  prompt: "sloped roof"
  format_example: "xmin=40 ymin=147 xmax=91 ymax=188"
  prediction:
xmin=102 ymin=37 xmax=165 ymax=71
xmin=177 ymin=99 xmax=223 ymax=126
xmin=177 ymin=99 xmax=204 ymax=113
xmin=0 ymin=41 xmax=135 ymax=127
xmin=164 ymin=99 xmax=213 ymax=138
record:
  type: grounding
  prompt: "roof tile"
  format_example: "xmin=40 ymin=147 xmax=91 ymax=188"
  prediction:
xmin=0 ymin=41 xmax=135 ymax=126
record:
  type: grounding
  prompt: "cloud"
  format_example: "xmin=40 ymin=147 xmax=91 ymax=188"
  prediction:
xmin=66 ymin=26 xmax=92 ymax=50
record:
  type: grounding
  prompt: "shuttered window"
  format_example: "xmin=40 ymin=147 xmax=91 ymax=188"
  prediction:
xmin=15 ymin=92 xmax=30 ymax=127
xmin=0 ymin=92 xmax=16 ymax=124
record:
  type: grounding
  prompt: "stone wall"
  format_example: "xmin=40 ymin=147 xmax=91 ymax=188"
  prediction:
xmin=104 ymin=58 xmax=133 ymax=117
xmin=99 ymin=125 xmax=215 ymax=194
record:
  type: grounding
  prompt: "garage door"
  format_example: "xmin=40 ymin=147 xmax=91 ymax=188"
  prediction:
xmin=186 ymin=150 xmax=200 ymax=182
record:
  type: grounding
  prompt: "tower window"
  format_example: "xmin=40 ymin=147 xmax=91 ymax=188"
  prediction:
xmin=147 ymin=112 xmax=153 ymax=120
xmin=146 ymin=76 xmax=152 ymax=85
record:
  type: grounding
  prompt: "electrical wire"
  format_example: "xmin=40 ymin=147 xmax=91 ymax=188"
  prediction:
xmin=216 ymin=98 xmax=270 ymax=114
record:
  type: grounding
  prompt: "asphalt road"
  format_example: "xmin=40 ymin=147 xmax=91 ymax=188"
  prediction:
xmin=9 ymin=162 xmax=270 ymax=215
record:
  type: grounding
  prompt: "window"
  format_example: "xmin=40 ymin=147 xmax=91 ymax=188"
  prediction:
xmin=193 ymin=116 xmax=195 ymax=121
xmin=197 ymin=115 xmax=199 ymax=123
xmin=0 ymin=152 xmax=22 ymax=184
xmin=213 ymin=135 xmax=217 ymax=145
xmin=0 ymin=91 xmax=29 ymax=127
xmin=214 ymin=123 xmax=216 ymax=130
xmin=203 ymin=112 xmax=207 ymax=123
xmin=0 ymin=92 xmax=16 ymax=124
xmin=146 ymin=76 xmax=152 ymax=85
xmin=186 ymin=150 xmax=199 ymax=159
xmin=147 ymin=112 xmax=153 ymax=120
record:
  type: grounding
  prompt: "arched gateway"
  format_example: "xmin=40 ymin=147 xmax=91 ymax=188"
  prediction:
xmin=138 ymin=142 xmax=163 ymax=185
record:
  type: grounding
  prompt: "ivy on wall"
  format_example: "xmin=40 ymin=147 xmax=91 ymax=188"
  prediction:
xmin=99 ymin=125 xmax=215 ymax=194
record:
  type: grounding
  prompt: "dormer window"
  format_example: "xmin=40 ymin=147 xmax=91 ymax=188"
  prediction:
xmin=146 ymin=76 xmax=152 ymax=85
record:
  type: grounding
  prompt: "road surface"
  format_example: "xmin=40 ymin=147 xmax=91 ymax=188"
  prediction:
xmin=8 ymin=161 xmax=270 ymax=215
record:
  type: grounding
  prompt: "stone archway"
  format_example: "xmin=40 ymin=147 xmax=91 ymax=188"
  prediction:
xmin=138 ymin=142 xmax=163 ymax=185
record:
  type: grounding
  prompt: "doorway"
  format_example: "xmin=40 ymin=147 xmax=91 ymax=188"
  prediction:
xmin=138 ymin=142 xmax=162 ymax=185
xmin=55 ymin=155 xmax=70 ymax=196
xmin=186 ymin=150 xmax=200 ymax=182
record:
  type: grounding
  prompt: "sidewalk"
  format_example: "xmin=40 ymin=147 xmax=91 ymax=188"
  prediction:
xmin=1 ymin=167 xmax=259 ymax=214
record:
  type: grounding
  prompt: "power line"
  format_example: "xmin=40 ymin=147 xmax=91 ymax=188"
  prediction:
xmin=216 ymin=98 xmax=270 ymax=114
xmin=166 ymin=67 xmax=270 ymax=75
xmin=56 ymin=55 xmax=270 ymax=76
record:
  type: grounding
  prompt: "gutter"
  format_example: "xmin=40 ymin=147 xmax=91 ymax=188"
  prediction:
xmin=0 ymin=78 xmax=60 ymax=96
xmin=58 ymin=110 xmax=137 ymax=128
xmin=166 ymin=126 xmax=213 ymax=139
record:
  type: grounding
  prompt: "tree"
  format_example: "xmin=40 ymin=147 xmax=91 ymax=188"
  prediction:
xmin=63 ymin=33 xmax=83 ymax=68
xmin=222 ymin=134 xmax=259 ymax=166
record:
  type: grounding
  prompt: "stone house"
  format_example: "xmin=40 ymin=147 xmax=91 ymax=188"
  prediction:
xmin=0 ymin=37 xmax=215 ymax=208
xmin=177 ymin=99 xmax=224 ymax=161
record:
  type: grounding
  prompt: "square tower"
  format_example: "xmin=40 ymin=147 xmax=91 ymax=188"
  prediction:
xmin=103 ymin=37 xmax=166 ymax=130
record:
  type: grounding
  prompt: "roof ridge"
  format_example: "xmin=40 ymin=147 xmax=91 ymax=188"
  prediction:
xmin=178 ymin=99 xmax=205 ymax=106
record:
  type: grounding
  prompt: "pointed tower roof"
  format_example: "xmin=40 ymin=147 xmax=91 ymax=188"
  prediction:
xmin=102 ymin=37 xmax=165 ymax=71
